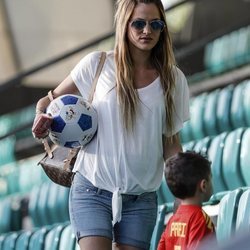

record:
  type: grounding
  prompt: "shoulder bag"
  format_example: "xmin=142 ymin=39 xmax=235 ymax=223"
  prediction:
xmin=38 ymin=51 xmax=106 ymax=187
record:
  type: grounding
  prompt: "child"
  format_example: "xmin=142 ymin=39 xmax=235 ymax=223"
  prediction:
xmin=157 ymin=151 xmax=215 ymax=250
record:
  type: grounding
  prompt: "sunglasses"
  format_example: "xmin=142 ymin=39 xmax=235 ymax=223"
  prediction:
xmin=130 ymin=19 xmax=165 ymax=32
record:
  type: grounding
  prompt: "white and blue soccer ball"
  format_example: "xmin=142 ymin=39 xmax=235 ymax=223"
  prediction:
xmin=46 ymin=94 xmax=98 ymax=148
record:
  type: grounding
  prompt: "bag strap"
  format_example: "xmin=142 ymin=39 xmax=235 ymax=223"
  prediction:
xmin=88 ymin=51 xmax=106 ymax=103
xmin=42 ymin=51 xmax=106 ymax=159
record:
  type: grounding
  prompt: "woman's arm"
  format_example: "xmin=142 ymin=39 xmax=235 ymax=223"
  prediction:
xmin=163 ymin=133 xmax=182 ymax=161
xmin=32 ymin=75 xmax=78 ymax=138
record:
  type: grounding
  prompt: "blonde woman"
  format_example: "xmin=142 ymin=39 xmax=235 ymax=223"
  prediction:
xmin=32 ymin=0 xmax=190 ymax=249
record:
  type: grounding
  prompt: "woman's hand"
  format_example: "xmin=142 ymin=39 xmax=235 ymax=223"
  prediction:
xmin=32 ymin=113 xmax=53 ymax=139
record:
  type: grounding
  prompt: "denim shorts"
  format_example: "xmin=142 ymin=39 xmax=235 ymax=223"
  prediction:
xmin=69 ymin=172 xmax=158 ymax=249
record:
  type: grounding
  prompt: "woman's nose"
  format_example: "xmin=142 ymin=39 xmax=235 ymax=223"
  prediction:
xmin=143 ymin=23 xmax=152 ymax=34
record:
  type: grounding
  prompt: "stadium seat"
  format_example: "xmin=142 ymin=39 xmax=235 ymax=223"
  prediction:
xmin=216 ymin=85 xmax=234 ymax=134
xmin=157 ymin=176 xmax=175 ymax=205
xmin=15 ymin=230 xmax=34 ymax=250
xmin=189 ymin=93 xmax=207 ymax=140
xmin=203 ymin=89 xmax=220 ymax=136
xmin=44 ymin=223 xmax=67 ymax=250
xmin=28 ymin=185 xmax=42 ymax=227
xmin=59 ymin=223 xmax=76 ymax=250
xmin=240 ymin=128 xmax=250 ymax=186
xmin=150 ymin=202 xmax=174 ymax=250
xmin=235 ymin=188 xmax=250 ymax=233
xmin=222 ymin=128 xmax=246 ymax=190
xmin=1 ymin=232 xmax=19 ymax=250
xmin=28 ymin=226 xmax=51 ymax=250
xmin=230 ymin=82 xmax=247 ymax=129
xmin=180 ymin=120 xmax=193 ymax=143
xmin=207 ymin=132 xmax=228 ymax=193
xmin=182 ymin=140 xmax=196 ymax=152
xmin=234 ymin=26 xmax=250 ymax=66
xmin=192 ymin=136 xmax=212 ymax=155
xmin=55 ymin=186 xmax=70 ymax=222
xmin=0 ymin=197 xmax=12 ymax=233
xmin=216 ymin=188 xmax=243 ymax=243
xmin=243 ymin=80 xmax=250 ymax=127
xmin=36 ymin=182 xmax=52 ymax=226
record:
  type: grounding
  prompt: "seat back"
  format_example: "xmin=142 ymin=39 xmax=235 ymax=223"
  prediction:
xmin=222 ymin=128 xmax=246 ymax=190
xmin=207 ymin=132 xmax=228 ymax=193
xmin=59 ymin=224 xmax=76 ymax=250
xmin=230 ymin=82 xmax=247 ymax=129
xmin=216 ymin=85 xmax=233 ymax=133
xmin=235 ymin=189 xmax=250 ymax=233
xmin=240 ymin=128 xmax=250 ymax=186
xmin=150 ymin=203 xmax=174 ymax=250
xmin=189 ymin=93 xmax=207 ymax=140
xmin=243 ymin=80 xmax=250 ymax=126
xmin=203 ymin=89 xmax=219 ymax=136
xmin=216 ymin=188 xmax=243 ymax=243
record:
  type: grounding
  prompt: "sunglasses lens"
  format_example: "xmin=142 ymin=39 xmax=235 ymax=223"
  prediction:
xmin=150 ymin=21 xmax=165 ymax=31
xmin=131 ymin=20 xmax=146 ymax=30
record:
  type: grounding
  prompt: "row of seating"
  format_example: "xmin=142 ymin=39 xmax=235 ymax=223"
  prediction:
xmin=187 ymin=25 xmax=250 ymax=84
xmin=151 ymin=187 xmax=250 ymax=249
xmin=204 ymin=25 xmax=250 ymax=75
xmin=0 ymin=222 xmax=79 ymax=250
xmin=0 ymin=105 xmax=35 ymax=166
xmin=180 ymin=79 xmax=250 ymax=143
xmin=0 ymin=181 xmax=69 ymax=234
xmin=157 ymin=127 xmax=250 ymax=206
xmin=0 ymin=154 xmax=48 ymax=198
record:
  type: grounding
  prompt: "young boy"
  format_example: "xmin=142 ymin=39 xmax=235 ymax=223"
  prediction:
xmin=157 ymin=151 xmax=215 ymax=250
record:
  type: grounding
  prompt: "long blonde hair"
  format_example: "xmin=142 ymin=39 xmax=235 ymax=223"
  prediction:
xmin=114 ymin=0 xmax=176 ymax=134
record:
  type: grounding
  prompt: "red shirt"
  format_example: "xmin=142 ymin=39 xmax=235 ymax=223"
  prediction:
xmin=157 ymin=204 xmax=215 ymax=250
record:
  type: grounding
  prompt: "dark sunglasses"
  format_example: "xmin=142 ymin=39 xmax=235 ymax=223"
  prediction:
xmin=130 ymin=19 xmax=165 ymax=32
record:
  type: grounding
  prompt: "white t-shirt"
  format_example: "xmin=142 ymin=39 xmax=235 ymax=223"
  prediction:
xmin=70 ymin=51 xmax=190 ymax=224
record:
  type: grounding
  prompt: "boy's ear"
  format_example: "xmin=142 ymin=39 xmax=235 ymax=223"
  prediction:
xmin=200 ymin=179 xmax=207 ymax=193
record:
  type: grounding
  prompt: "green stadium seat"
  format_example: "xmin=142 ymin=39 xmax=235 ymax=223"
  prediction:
xmin=192 ymin=136 xmax=212 ymax=155
xmin=59 ymin=223 xmax=76 ymax=250
xmin=36 ymin=182 xmax=52 ymax=226
xmin=207 ymin=132 xmax=228 ymax=193
xmin=216 ymin=188 xmax=243 ymax=243
xmin=182 ymin=140 xmax=196 ymax=152
xmin=240 ymin=128 xmax=250 ymax=186
xmin=150 ymin=202 xmax=174 ymax=250
xmin=55 ymin=186 xmax=70 ymax=222
xmin=222 ymin=128 xmax=246 ymax=190
xmin=28 ymin=185 xmax=42 ymax=227
xmin=205 ymin=37 xmax=226 ymax=74
xmin=44 ymin=224 xmax=67 ymax=250
xmin=235 ymin=188 xmax=250 ymax=233
xmin=231 ymin=82 xmax=247 ymax=129
xmin=0 ymin=198 xmax=12 ymax=233
xmin=15 ymin=230 xmax=34 ymax=250
xmin=157 ymin=176 xmax=174 ymax=205
xmin=180 ymin=120 xmax=193 ymax=143
xmin=216 ymin=85 xmax=234 ymax=133
xmin=1 ymin=232 xmax=19 ymax=250
xmin=234 ymin=26 xmax=250 ymax=66
xmin=243 ymin=80 xmax=250 ymax=126
xmin=203 ymin=89 xmax=219 ymax=136
xmin=28 ymin=226 xmax=50 ymax=250
xmin=189 ymin=93 xmax=207 ymax=140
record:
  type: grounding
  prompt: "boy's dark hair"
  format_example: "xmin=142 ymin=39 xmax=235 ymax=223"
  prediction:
xmin=165 ymin=151 xmax=211 ymax=199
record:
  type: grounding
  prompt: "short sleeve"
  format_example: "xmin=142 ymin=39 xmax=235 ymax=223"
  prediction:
xmin=70 ymin=51 xmax=103 ymax=100
xmin=166 ymin=67 xmax=190 ymax=137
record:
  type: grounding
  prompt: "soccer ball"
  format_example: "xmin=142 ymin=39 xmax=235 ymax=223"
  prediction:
xmin=46 ymin=94 xmax=98 ymax=148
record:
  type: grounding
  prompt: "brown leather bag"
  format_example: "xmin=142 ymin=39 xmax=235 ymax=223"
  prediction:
xmin=38 ymin=52 xmax=106 ymax=187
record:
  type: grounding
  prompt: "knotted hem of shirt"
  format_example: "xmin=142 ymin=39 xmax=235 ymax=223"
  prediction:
xmin=112 ymin=188 xmax=122 ymax=226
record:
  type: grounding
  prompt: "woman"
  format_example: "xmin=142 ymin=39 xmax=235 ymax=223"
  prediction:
xmin=32 ymin=0 xmax=190 ymax=249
